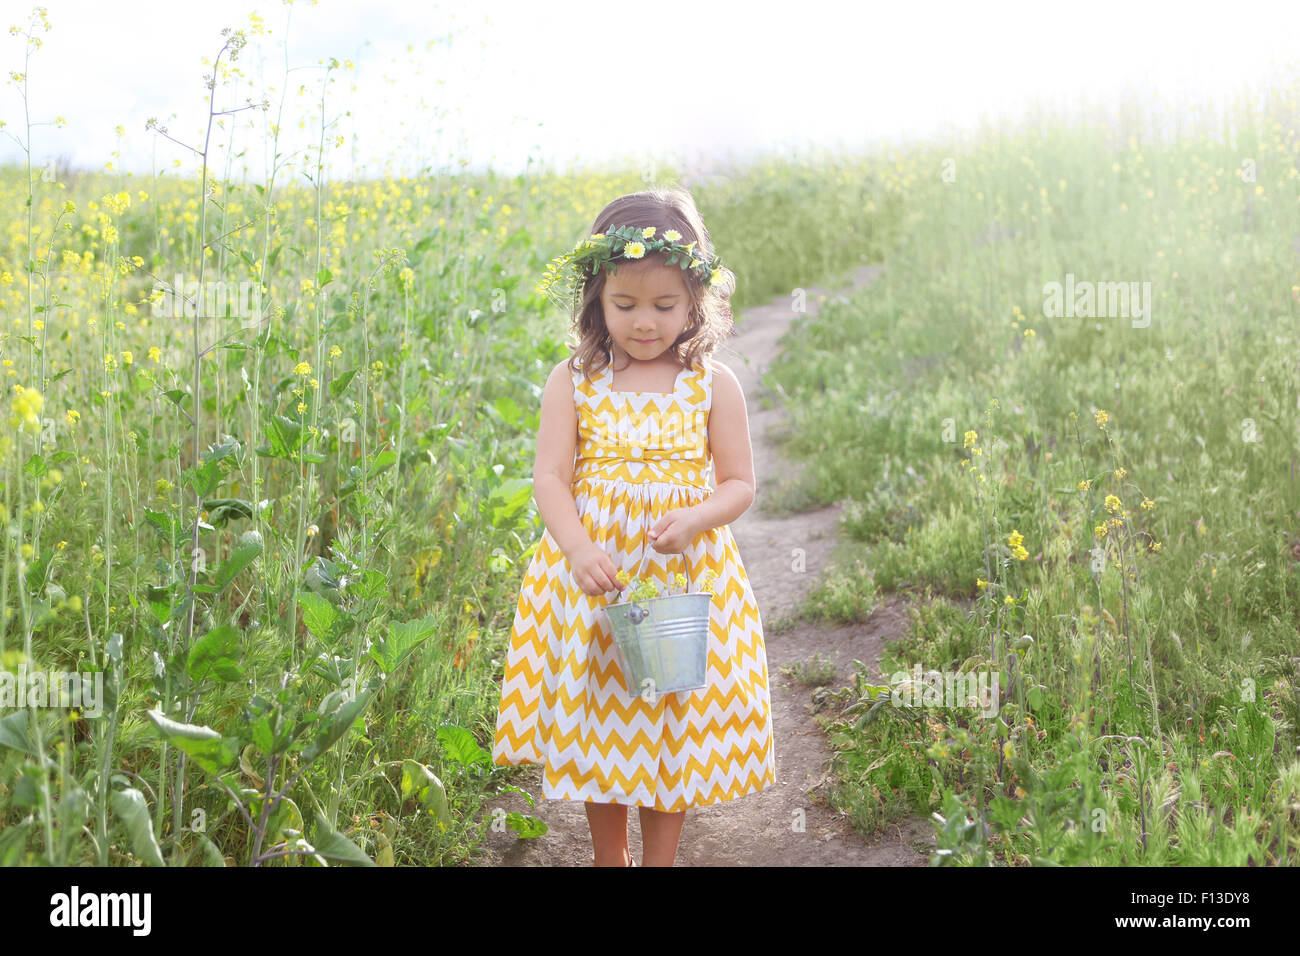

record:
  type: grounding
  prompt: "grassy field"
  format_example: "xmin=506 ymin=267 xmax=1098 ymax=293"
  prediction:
xmin=3 ymin=8 xmax=1297 ymax=866
xmin=0 ymin=16 xmax=899 ymax=864
xmin=764 ymin=73 xmax=1300 ymax=864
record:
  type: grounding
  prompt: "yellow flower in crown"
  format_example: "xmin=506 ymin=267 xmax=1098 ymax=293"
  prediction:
xmin=536 ymin=224 xmax=727 ymax=312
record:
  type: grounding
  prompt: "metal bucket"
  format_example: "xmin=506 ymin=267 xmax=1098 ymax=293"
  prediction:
xmin=604 ymin=591 xmax=712 ymax=696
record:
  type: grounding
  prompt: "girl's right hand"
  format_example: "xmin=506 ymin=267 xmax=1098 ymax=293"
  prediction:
xmin=568 ymin=543 xmax=623 ymax=597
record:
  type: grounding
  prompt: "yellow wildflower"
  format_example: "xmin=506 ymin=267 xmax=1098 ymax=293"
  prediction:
xmin=10 ymin=386 xmax=43 ymax=433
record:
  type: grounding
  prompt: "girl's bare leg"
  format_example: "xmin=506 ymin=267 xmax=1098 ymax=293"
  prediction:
xmin=639 ymin=806 xmax=686 ymax=867
xmin=585 ymin=801 xmax=631 ymax=866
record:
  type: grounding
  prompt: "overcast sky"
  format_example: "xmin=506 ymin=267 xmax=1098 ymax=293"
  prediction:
xmin=2 ymin=0 xmax=1299 ymax=182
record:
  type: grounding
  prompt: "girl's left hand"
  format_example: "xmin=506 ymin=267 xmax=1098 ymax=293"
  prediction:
xmin=647 ymin=508 xmax=701 ymax=554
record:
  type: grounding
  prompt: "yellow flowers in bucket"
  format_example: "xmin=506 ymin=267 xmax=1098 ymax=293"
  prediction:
xmin=615 ymin=566 xmax=718 ymax=601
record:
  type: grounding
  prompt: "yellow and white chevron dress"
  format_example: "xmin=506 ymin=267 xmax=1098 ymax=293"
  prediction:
xmin=491 ymin=351 xmax=777 ymax=812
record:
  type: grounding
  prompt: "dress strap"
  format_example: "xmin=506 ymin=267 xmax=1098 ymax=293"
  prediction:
xmin=699 ymin=354 xmax=714 ymax=409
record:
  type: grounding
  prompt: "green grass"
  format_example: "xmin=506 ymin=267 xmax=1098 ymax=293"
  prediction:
xmin=769 ymin=70 xmax=1300 ymax=864
xmin=0 ymin=19 xmax=900 ymax=865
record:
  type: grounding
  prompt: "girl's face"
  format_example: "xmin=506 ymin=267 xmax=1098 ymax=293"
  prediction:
xmin=600 ymin=256 xmax=691 ymax=364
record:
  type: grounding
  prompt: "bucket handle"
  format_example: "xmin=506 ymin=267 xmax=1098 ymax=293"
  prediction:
xmin=627 ymin=533 xmax=691 ymax=596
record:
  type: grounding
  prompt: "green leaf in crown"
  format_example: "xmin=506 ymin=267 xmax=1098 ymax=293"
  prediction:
xmin=535 ymin=223 xmax=727 ymax=312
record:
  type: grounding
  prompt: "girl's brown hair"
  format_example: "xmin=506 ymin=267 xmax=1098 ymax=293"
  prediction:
xmin=564 ymin=187 xmax=735 ymax=381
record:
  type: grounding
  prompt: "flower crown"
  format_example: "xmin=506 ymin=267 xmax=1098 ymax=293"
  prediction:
xmin=535 ymin=224 xmax=726 ymax=313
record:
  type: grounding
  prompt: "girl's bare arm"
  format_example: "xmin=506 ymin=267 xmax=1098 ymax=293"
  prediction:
xmin=532 ymin=361 xmax=593 ymax=558
xmin=689 ymin=361 xmax=756 ymax=534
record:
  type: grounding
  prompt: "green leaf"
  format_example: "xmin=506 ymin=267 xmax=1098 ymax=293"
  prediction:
xmin=298 ymin=590 xmax=342 ymax=640
xmin=204 ymin=498 xmax=254 ymax=526
xmin=258 ymin=415 xmax=303 ymax=459
xmin=0 ymin=819 xmax=33 ymax=865
xmin=250 ymin=713 xmax=276 ymax=754
xmin=110 ymin=788 xmax=166 ymax=867
xmin=182 ymin=458 xmax=224 ymax=498
xmin=215 ymin=530 xmax=263 ymax=592
xmin=437 ymin=725 xmax=490 ymax=767
xmin=505 ymin=812 xmax=548 ymax=838
xmin=497 ymin=783 xmax=537 ymax=809
xmin=368 ymin=449 xmax=397 ymax=477
xmin=400 ymin=759 xmax=451 ymax=824
xmin=489 ymin=477 xmax=533 ymax=523
xmin=196 ymin=833 xmax=227 ymax=867
xmin=248 ymin=793 xmax=304 ymax=844
xmin=369 ymin=615 xmax=439 ymax=675
xmin=310 ymin=811 xmax=376 ymax=866
xmin=187 ymin=624 xmax=244 ymax=683
xmin=144 ymin=584 xmax=175 ymax=625
xmin=145 ymin=709 xmax=239 ymax=775
xmin=300 ymin=685 xmax=376 ymax=764
xmin=143 ymin=509 xmax=180 ymax=546
xmin=329 ymin=368 xmax=358 ymax=399
xmin=0 ymin=710 xmax=34 ymax=756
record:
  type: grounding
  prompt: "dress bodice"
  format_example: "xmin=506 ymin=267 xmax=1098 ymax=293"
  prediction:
xmin=569 ymin=351 xmax=713 ymax=490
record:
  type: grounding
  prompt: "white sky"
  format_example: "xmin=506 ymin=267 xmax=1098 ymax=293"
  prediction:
xmin=2 ymin=0 xmax=1299 ymax=181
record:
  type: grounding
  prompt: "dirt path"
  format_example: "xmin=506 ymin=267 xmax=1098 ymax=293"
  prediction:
xmin=470 ymin=263 xmax=933 ymax=866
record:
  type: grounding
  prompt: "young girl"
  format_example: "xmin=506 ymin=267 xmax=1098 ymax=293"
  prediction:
xmin=491 ymin=187 xmax=776 ymax=866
